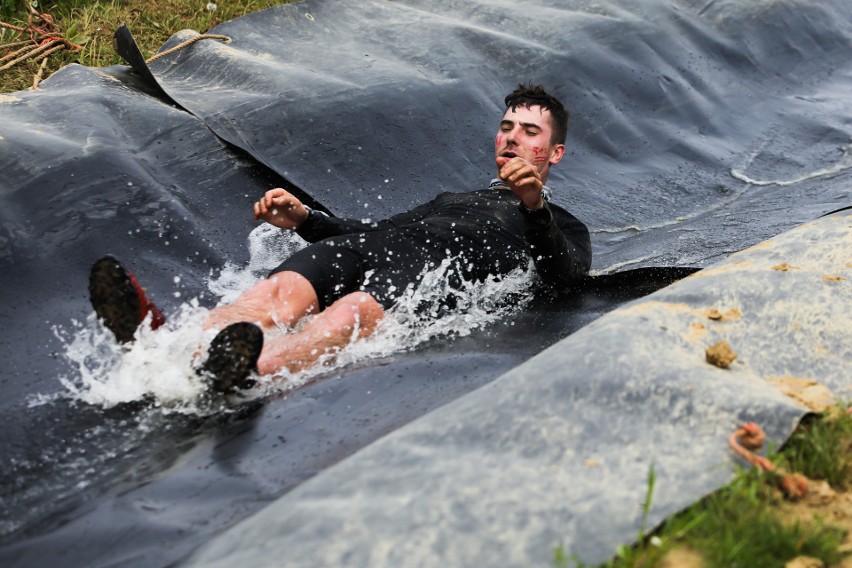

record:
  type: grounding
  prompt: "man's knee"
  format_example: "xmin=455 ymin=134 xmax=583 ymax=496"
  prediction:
xmin=232 ymin=271 xmax=319 ymax=327
xmin=331 ymin=291 xmax=385 ymax=336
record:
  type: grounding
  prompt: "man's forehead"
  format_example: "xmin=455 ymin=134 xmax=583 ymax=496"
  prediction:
xmin=500 ymin=105 xmax=552 ymax=127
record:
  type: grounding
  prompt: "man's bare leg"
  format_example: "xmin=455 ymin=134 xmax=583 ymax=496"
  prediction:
xmin=257 ymin=291 xmax=385 ymax=375
xmin=204 ymin=271 xmax=320 ymax=332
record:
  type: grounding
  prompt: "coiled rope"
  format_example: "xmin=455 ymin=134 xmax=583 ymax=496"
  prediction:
xmin=2 ymin=6 xmax=231 ymax=89
xmin=728 ymin=422 xmax=809 ymax=500
xmin=0 ymin=6 xmax=82 ymax=88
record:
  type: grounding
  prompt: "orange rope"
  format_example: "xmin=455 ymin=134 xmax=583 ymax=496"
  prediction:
xmin=0 ymin=38 xmax=69 ymax=71
xmin=0 ymin=21 xmax=26 ymax=33
xmin=728 ymin=422 xmax=809 ymax=500
xmin=31 ymin=56 xmax=48 ymax=90
xmin=0 ymin=42 xmax=36 ymax=64
xmin=0 ymin=39 xmax=31 ymax=50
xmin=145 ymin=33 xmax=231 ymax=64
xmin=0 ymin=7 xmax=82 ymax=75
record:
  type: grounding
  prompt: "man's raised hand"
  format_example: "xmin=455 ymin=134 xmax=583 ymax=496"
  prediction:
xmin=253 ymin=188 xmax=310 ymax=230
xmin=496 ymin=156 xmax=544 ymax=210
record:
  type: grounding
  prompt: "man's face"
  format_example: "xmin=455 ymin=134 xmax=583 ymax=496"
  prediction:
xmin=495 ymin=104 xmax=565 ymax=181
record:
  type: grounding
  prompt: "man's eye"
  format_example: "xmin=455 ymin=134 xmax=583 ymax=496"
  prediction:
xmin=525 ymin=130 xmax=538 ymax=136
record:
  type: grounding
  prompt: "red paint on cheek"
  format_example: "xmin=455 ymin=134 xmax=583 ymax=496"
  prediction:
xmin=533 ymin=156 xmax=548 ymax=163
xmin=496 ymin=135 xmax=504 ymax=146
xmin=532 ymin=146 xmax=549 ymax=156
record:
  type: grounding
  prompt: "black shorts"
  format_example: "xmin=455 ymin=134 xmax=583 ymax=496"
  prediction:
xmin=269 ymin=227 xmax=448 ymax=310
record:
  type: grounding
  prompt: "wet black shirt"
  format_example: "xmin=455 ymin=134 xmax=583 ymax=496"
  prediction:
xmin=296 ymin=186 xmax=592 ymax=290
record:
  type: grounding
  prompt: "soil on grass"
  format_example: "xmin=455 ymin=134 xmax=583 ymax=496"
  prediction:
xmin=658 ymin=482 xmax=852 ymax=568
xmin=655 ymin=408 xmax=852 ymax=568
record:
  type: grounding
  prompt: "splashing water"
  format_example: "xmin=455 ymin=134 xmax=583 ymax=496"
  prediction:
xmin=208 ymin=222 xmax=308 ymax=303
xmin=54 ymin=301 xmax=215 ymax=414
xmin=306 ymin=256 xmax=537 ymax=381
xmin=53 ymin=224 xmax=537 ymax=413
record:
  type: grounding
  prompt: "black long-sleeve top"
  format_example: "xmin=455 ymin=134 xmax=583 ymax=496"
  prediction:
xmin=296 ymin=185 xmax=592 ymax=289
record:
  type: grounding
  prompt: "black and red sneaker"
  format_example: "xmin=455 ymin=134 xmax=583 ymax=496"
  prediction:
xmin=88 ymin=255 xmax=166 ymax=344
xmin=199 ymin=322 xmax=264 ymax=394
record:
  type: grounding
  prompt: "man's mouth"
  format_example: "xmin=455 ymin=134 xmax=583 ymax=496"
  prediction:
xmin=501 ymin=151 xmax=517 ymax=158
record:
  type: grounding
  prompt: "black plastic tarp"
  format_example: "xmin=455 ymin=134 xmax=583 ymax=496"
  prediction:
xmin=137 ymin=0 xmax=852 ymax=268
xmin=185 ymin=211 xmax=852 ymax=567
xmin=1 ymin=0 xmax=851 ymax=565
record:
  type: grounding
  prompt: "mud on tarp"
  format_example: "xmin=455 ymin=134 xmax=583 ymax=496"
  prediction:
xmin=0 ymin=0 xmax=851 ymax=566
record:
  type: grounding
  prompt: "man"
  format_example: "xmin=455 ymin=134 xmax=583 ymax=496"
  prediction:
xmin=89 ymin=84 xmax=592 ymax=394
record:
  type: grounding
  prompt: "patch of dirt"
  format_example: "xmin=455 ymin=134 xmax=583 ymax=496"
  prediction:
xmin=705 ymin=340 xmax=737 ymax=368
xmin=786 ymin=556 xmax=827 ymax=568
xmin=765 ymin=376 xmax=835 ymax=412
xmin=776 ymin=480 xmax=852 ymax=567
xmin=658 ymin=545 xmax=705 ymax=567
xmin=684 ymin=322 xmax=707 ymax=343
xmin=703 ymin=307 xmax=742 ymax=321
xmin=680 ymin=306 xmax=740 ymax=343
xmin=773 ymin=263 xmax=800 ymax=271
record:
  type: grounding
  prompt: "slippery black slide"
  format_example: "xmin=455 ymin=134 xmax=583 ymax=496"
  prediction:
xmin=0 ymin=0 xmax=850 ymax=565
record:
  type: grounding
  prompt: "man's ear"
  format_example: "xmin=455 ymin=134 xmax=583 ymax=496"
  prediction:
xmin=550 ymin=144 xmax=566 ymax=165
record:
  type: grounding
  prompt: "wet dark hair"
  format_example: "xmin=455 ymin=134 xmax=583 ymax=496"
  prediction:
xmin=504 ymin=83 xmax=569 ymax=145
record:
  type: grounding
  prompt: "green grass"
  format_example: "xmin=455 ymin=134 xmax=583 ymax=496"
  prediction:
xmin=1 ymin=0 xmax=294 ymax=93
xmin=556 ymin=405 xmax=852 ymax=567
xmin=783 ymin=408 xmax=852 ymax=490
xmin=667 ymin=469 xmax=845 ymax=568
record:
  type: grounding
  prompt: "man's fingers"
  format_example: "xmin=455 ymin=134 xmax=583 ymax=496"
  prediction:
xmin=518 ymin=177 xmax=543 ymax=191
xmin=254 ymin=187 xmax=305 ymax=227
xmin=499 ymin=158 xmax=539 ymax=182
xmin=503 ymin=165 xmax=539 ymax=185
xmin=499 ymin=162 xmax=524 ymax=181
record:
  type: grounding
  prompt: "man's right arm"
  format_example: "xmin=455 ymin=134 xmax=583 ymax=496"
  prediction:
xmin=295 ymin=211 xmax=379 ymax=242
xmin=255 ymin=187 xmax=439 ymax=243
xmin=296 ymin=197 xmax=439 ymax=242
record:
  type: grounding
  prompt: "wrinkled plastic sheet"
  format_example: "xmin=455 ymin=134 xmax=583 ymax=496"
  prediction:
xmin=186 ymin=211 xmax=852 ymax=567
xmin=136 ymin=0 xmax=852 ymax=269
xmin=0 ymin=0 xmax=851 ymax=565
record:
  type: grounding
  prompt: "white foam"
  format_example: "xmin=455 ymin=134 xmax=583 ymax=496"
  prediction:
xmin=54 ymin=300 xmax=216 ymax=414
xmin=208 ymin=223 xmax=308 ymax=303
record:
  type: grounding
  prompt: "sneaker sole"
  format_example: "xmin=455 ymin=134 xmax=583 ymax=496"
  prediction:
xmin=89 ymin=256 xmax=142 ymax=344
xmin=201 ymin=322 xmax=264 ymax=394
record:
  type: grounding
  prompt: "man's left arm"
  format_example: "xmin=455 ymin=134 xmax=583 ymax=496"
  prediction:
xmin=497 ymin=156 xmax=591 ymax=287
xmin=520 ymin=202 xmax=592 ymax=288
